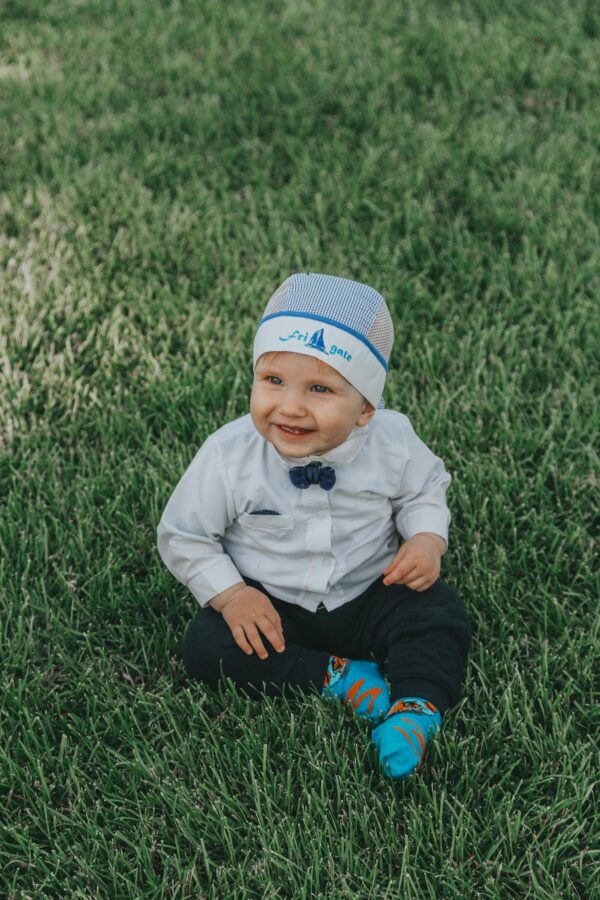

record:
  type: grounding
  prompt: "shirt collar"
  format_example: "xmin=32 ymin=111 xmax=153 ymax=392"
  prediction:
xmin=270 ymin=423 xmax=370 ymax=468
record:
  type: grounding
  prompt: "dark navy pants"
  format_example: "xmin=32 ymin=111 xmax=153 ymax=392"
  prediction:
xmin=181 ymin=576 xmax=471 ymax=714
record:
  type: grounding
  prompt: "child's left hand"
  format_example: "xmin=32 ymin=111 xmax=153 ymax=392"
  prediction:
xmin=382 ymin=532 xmax=446 ymax=591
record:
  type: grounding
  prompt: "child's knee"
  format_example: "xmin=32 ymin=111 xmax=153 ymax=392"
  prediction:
xmin=182 ymin=636 xmax=219 ymax=686
xmin=389 ymin=579 xmax=472 ymax=655
xmin=438 ymin=581 xmax=472 ymax=651
xmin=423 ymin=580 xmax=471 ymax=656
xmin=180 ymin=610 xmax=236 ymax=686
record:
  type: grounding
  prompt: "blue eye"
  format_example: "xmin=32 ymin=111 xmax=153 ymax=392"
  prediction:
xmin=266 ymin=376 xmax=283 ymax=385
xmin=311 ymin=384 xmax=330 ymax=393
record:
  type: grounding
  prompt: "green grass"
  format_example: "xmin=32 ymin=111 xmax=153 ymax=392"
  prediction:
xmin=1 ymin=0 xmax=598 ymax=896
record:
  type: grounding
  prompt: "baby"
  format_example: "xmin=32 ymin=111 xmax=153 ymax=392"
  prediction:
xmin=157 ymin=273 xmax=471 ymax=779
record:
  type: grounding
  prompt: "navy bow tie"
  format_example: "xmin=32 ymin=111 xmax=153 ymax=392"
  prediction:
xmin=289 ymin=461 xmax=336 ymax=491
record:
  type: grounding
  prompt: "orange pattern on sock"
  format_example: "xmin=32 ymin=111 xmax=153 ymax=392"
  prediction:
xmin=392 ymin=725 xmax=418 ymax=757
xmin=393 ymin=718 xmax=427 ymax=764
xmin=344 ymin=678 xmax=383 ymax=714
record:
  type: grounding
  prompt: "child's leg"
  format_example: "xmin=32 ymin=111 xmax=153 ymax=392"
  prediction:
xmin=382 ymin=578 xmax=471 ymax=713
xmin=366 ymin=578 xmax=471 ymax=777
xmin=181 ymin=591 xmax=390 ymax=721
xmin=303 ymin=576 xmax=470 ymax=777
xmin=181 ymin=603 xmax=330 ymax=699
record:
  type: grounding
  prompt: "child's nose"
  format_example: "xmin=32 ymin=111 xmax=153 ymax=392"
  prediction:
xmin=278 ymin=389 xmax=307 ymax=416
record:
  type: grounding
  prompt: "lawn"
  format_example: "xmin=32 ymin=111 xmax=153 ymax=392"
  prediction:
xmin=1 ymin=0 xmax=598 ymax=896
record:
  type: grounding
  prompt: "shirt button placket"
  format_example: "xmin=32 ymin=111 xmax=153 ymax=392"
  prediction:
xmin=301 ymin=490 xmax=332 ymax=593
xmin=317 ymin=500 xmax=332 ymax=590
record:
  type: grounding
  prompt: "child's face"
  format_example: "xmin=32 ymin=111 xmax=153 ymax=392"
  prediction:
xmin=250 ymin=351 xmax=375 ymax=457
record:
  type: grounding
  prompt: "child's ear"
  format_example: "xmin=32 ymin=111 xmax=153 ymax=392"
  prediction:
xmin=357 ymin=401 xmax=376 ymax=427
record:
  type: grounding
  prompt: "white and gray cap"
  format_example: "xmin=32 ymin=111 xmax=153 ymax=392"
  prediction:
xmin=253 ymin=273 xmax=394 ymax=409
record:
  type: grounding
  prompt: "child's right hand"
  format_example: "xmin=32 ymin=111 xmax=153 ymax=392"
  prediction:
xmin=219 ymin=585 xmax=286 ymax=660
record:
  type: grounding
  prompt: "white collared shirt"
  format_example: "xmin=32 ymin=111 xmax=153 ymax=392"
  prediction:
xmin=157 ymin=409 xmax=451 ymax=612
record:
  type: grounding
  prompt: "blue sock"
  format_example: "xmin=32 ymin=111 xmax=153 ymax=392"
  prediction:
xmin=371 ymin=697 xmax=442 ymax=778
xmin=322 ymin=655 xmax=391 ymax=724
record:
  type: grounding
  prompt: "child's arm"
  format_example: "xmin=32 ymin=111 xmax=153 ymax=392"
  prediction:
xmin=386 ymin=417 xmax=451 ymax=591
xmin=157 ymin=436 xmax=243 ymax=607
xmin=157 ymin=438 xmax=286 ymax=659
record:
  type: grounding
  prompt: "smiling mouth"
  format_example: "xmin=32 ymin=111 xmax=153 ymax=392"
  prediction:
xmin=276 ymin=424 xmax=314 ymax=436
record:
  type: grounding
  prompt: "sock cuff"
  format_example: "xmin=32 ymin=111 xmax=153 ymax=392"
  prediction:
xmin=322 ymin=655 xmax=350 ymax=693
xmin=387 ymin=697 xmax=441 ymax=719
xmin=390 ymin=680 xmax=451 ymax=714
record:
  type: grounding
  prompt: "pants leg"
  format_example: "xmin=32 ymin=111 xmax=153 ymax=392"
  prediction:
xmin=352 ymin=577 xmax=472 ymax=714
xmin=181 ymin=600 xmax=330 ymax=700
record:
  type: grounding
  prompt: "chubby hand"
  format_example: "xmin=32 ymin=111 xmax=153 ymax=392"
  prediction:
xmin=220 ymin=585 xmax=285 ymax=660
xmin=382 ymin=532 xmax=446 ymax=592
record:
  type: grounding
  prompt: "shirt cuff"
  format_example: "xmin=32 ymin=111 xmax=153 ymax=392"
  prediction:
xmin=187 ymin=558 xmax=244 ymax=608
xmin=396 ymin=510 xmax=449 ymax=551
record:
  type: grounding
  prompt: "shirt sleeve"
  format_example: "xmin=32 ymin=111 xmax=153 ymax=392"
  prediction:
xmin=156 ymin=436 xmax=243 ymax=607
xmin=391 ymin=417 xmax=451 ymax=550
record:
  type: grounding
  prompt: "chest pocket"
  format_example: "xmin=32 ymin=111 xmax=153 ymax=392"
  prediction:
xmin=237 ymin=512 xmax=294 ymax=531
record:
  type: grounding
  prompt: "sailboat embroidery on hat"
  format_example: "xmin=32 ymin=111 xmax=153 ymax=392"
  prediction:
xmin=307 ymin=328 xmax=327 ymax=353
